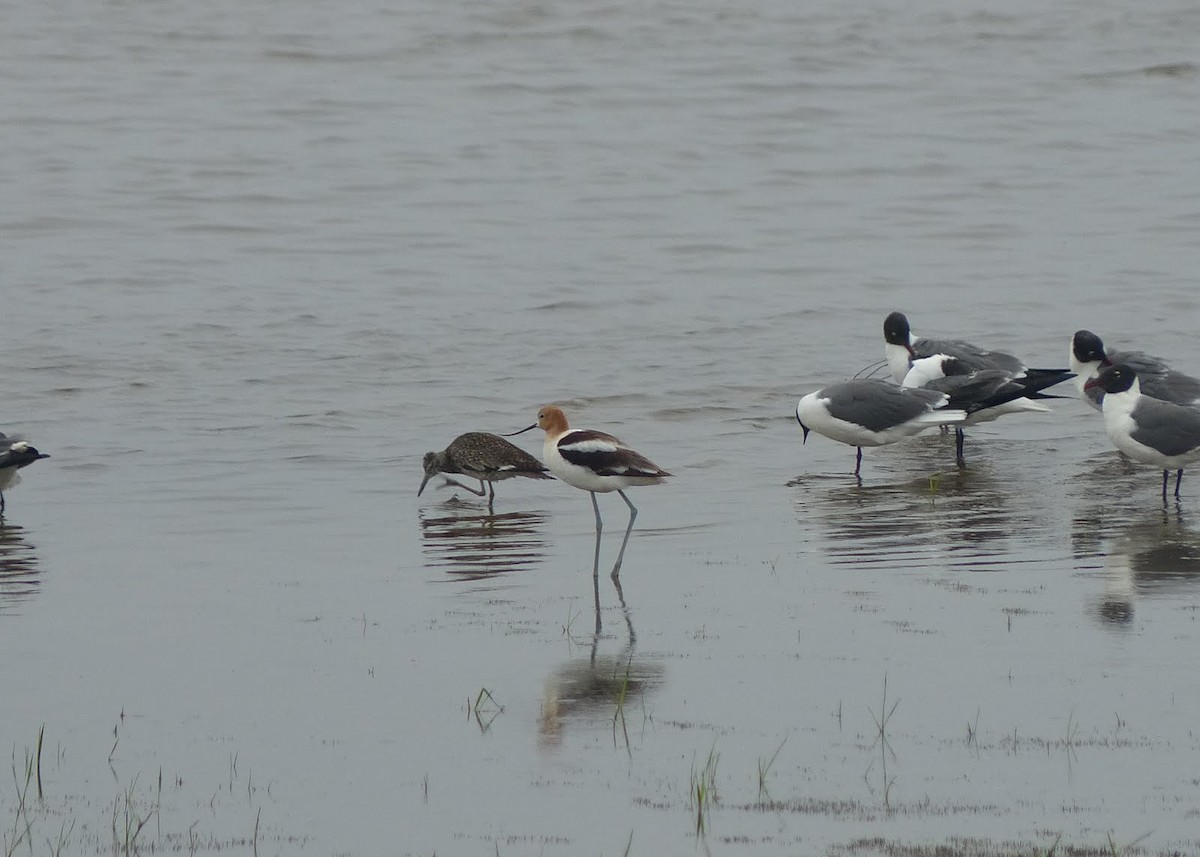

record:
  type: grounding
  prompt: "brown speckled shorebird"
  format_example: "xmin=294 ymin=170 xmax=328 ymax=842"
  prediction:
xmin=419 ymin=432 xmax=552 ymax=504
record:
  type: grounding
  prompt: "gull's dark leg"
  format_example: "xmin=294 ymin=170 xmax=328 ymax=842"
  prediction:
xmin=1175 ymin=469 xmax=1184 ymax=498
xmin=0 ymin=492 xmax=5 ymax=516
xmin=1162 ymin=470 xmax=1170 ymax=502
xmin=955 ymin=428 xmax=966 ymax=467
xmin=611 ymin=490 xmax=638 ymax=579
xmin=854 ymin=447 xmax=863 ymax=476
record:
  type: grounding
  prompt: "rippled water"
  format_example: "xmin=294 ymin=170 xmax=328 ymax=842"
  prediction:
xmin=3 ymin=0 xmax=1200 ymax=854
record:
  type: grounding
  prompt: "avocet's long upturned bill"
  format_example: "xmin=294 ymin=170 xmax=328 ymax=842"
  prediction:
xmin=796 ymin=380 xmax=968 ymax=475
xmin=902 ymin=355 xmax=1074 ymax=465
xmin=1085 ymin=364 xmax=1200 ymax=500
xmin=1070 ymin=329 xmax=1200 ymax=410
xmin=419 ymin=432 xmax=552 ymax=503
xmin=508 ymin=406 xmax=670 ymax=578
xmin=0 ymin=434 xmax=49 ymax=515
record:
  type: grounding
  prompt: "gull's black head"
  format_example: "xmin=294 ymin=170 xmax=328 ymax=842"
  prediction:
xmin=1072 ymin=330 xmax=1108 ymax=365
xmin=883 ymin=311 xmax=912 ymax=348
xmin=0 ymin=442 xmax=49 ymax=471
xmin=1084 ymin=363 xmax=1137 ymax=395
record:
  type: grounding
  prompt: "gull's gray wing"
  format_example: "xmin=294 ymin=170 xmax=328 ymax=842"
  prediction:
xmin=1130 ymin=398 xmax=1200 ymax=457
xmin=822 ymin=381 xmax=945 ymax=433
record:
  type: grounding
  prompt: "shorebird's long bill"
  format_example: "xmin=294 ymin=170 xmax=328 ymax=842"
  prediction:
xmin=418 ymin=472 xmax=434 ymax=496
xmin=501 ymin=424 xmax=537 ymax=437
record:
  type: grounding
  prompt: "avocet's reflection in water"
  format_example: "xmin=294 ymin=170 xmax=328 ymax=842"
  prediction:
xmin=537 ymin=576 xmax=664 ymax=751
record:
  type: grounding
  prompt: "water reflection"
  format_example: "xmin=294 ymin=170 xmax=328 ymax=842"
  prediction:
xmin=419 ymin=500 xmax=549 ymax=580
xmin=791 ymin=462 xmax=1026 ymax=572
xmin=537 ymin=578 xmax=665 ymax=751
xmin=1080 ymin=508 xmax=1200 ymax=627
xmin=0 ymin=524 xmax=42 ymax=615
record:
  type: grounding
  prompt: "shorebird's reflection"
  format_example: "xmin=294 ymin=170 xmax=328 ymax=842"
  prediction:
xmin=419 ymin=500 xmax=549 ymax=580
xmin=537 ymin=576 xmax=664 ymax=751
xmin=1086 ymin=507 xmax=1200 ymax=627
xmin=0 ymin=524 xmax=41 ymax=615
xmin=791 ymin=461 xmax=1022 ymax=572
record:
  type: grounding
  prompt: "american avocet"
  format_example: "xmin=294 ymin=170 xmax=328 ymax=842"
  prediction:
xmin=508 ymin=406 xmax=670 ymax=578
xmin=902 ymin=355 xmax=1074 ymax=465
xmin=883 ymin=311 xmax=1070 ymax=386
xmin=419 ymin=432 xmax=552 ymax=504
xmin=796 ymin=379 xmax=969 ymax=475
xmin=1086 ymin=364 xmax=1200 ymax=500
xmin=1070 ymin=329 xmax=1200 ymax=410
xmin=0 ymin=434 xmax=49 ymax=515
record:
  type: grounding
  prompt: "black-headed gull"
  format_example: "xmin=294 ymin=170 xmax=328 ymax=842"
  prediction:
xmin=0 ymin=434 xmax=49 ymax=515
xmin=1070 ymin=329 xmax=1200 ymax=410
xmin=902 ymin=355 xmax=1073 ymax=465
xmin=1085 ymin=363 xmax=1200 ymax=500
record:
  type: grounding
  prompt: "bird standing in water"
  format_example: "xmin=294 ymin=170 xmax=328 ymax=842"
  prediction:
xmin=0 ymin=434 xmax=50 ymax=516
xmin=419 ymin=432 xmax=552 ymax=505
xmin=509 ymin=406 xmax=670 ymax=579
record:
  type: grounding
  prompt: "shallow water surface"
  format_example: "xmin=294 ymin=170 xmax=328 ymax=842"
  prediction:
xmin=3 ymin=0 xmax=1200 ymax=854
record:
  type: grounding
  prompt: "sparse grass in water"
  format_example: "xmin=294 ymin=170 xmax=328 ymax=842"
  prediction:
xmin=755 ymin=738 xmax=786 ymax=804
xmin=869 ymin=673 xmax=899 ymax=748
xmin=689 ymin=744 xmax=720 ymax=836
xmin=111 ymin=773 xmax=157 ymax=856
xmin=1064 ymin=708 xmax=1080 ymax=762
xmin=613 ymin=658 xmax=632 ymax=752
xmin=867 ymin=673 xmax=900 ymax=812
xmin=471 ymin=687 xmax=504 ymax=733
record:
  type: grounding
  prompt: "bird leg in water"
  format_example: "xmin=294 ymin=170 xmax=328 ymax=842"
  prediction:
xmin=439 ymin=477 xmax=488 ymax=497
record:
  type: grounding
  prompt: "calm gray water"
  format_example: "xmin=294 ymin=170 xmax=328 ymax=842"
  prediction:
xmin=3 ymin=0 xmax=1200 ymax=854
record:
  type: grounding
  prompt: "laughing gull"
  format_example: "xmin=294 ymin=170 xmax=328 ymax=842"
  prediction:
xmin=883 ymin=311 xmax=1070 ymax=387
xmin=1070 ymin=329 xmax=1200 ymax=410
xmin=1085 ymin=364 xmax=1200 ymax=500
xmin=902 ymin=355 xmax=1074 ymax=465
xmin=419 ymin=432 xmax=552 ymax=504
xmin=796 ymin=379 xmax=969 ymax=475
xmin=0 ymin=434 xmax=50 ymax=515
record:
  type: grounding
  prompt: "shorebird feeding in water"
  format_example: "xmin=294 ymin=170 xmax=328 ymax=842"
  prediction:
xmin=419 ymin=432 xmax=552 ymax=505
xmin=508 ymin=405 xmax=670 ymax=579
xmin=0 ymin=434 xmax=50 ymax=516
